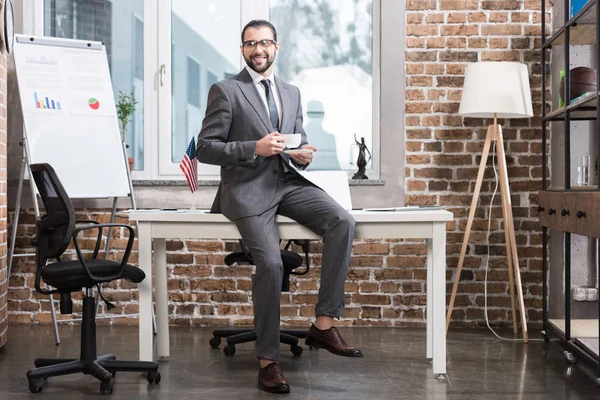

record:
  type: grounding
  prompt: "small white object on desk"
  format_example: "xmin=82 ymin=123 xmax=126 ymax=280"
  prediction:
xmin=363 ymin=206 xmax=441 ymax=212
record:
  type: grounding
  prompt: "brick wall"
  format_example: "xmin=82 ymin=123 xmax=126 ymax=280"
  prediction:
xmin=404 ymin=0 xmax=549 ymax=327
xmin=7 ymin=1 xmax=550 ymax=329
xmin=0 ymin=52 xmax=8 ymax=349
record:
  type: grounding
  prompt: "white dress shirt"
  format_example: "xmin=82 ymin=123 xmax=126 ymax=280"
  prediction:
xmin=245 ymin=65 xmax=283 ymax=131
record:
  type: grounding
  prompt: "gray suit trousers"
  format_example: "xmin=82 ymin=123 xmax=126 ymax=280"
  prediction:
xmin=234 ymin=172 xmax=355 ymax=361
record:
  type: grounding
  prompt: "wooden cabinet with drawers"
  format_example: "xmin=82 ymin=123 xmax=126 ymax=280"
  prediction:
xmin=537 ymin=190 xmax=600 ymax=238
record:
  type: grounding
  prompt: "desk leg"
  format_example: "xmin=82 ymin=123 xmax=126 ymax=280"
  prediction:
xmin=138 ymin=222 xmax=153 ymax=362
xmin=154 ymin=238 xmax=169 ymax=360
xmin=432 ymin=222 xmax=447 ymax=378
xmin=426 ymin=237 xmax=433 ymax=360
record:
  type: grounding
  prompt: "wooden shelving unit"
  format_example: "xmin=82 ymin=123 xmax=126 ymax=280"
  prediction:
xmin=544 ymin=91 xmax=599 ymax=121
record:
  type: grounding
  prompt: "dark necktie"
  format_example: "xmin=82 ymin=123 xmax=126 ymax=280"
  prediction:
xmin=261 ymin=79 xmax=280 ymax=132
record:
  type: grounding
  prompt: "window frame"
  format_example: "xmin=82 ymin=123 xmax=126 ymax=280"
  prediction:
xmin=33 ymin=0 xmax=385 ymax=182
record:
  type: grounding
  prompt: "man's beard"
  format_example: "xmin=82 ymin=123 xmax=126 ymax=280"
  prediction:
xmin=245 ymin=52 xmax=275 ymax=73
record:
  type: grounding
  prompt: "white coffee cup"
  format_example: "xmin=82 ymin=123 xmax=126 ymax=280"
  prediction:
xmin=283 ymin=133 xmax=302 ymax=149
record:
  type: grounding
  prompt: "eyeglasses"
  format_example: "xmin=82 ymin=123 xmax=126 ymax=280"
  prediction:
xmin=242 ymin=39 xmax=276 ymax=50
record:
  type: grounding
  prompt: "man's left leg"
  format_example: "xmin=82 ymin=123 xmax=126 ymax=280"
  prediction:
xmin=277 ymin=181 xmax=363 ymax=357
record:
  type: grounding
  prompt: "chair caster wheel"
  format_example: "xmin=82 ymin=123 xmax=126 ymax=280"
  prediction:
xmin=565 ymin=366 xmax=574 ymax=378
xmin=223 ymin=345 xmax=236 ymax=356
xmin=564 ymin=351 xmax=577 ymax=364
xmin=147 ymin=371 xmax=161 ymax=384
xmin=99 ymin=378 xmax=114 ymax=394
xmin=29 ymin=379 xmax=44 ymax=393
xmin=541 ymin=330 xmax=550 ymax=343
xmin=209 ymin=337 xmax=221 ymax=348
xmin=291 ymin=345 xmax=303 ymax=356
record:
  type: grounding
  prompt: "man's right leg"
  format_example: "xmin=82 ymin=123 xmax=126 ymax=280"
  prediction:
xmin=234 ymin=206 xmax=284 ymax=362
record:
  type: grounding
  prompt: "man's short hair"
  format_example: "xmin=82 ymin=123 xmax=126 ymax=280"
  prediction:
xmin=241 ymin=20 xmax=277 ymax=43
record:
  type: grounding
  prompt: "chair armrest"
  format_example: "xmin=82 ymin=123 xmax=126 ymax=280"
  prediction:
xmin=72 ymin=223 xmax=135 ymax=283
xmin=286 ymin=239 xmax=311 ymax=276
xmin=75 ymin=220 xmax=102 ymax=258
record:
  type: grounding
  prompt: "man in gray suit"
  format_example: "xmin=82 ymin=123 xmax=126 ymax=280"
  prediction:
xmin=197 ymin=20 xmax=362 ymax=394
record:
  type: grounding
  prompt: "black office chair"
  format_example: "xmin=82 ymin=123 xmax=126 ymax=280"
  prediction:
xmin=209 ymin=239 xmax=311 ymax=356
xmin=25 ymin=163 xmax=160 ymax=394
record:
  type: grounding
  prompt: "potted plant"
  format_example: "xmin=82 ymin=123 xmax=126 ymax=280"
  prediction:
xmin=116 ymin=91 xmax=138 ymax=171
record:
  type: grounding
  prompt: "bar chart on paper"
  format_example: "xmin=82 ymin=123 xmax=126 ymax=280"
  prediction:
xmin=34 ymin=91 xmax=62 ymax=110
xmin=14 ymin=34 xmax=129 ymax=198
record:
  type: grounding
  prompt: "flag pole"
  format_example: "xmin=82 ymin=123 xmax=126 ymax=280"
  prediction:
xmin=190 ymin=190 xmax=197 ymax=211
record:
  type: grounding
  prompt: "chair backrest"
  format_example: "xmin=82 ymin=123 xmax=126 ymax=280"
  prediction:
xmin=224 ymin=240 xmax=311 ymax=292
xmin=30 ymin=163 xmax=76 ymax=261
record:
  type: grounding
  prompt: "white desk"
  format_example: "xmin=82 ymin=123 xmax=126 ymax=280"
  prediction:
xmin=129 ymin=209 xmax=453 ymax=377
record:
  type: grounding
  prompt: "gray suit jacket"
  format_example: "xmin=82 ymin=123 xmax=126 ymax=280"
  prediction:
xmin=196 ymin=68 xmax=309 ymax=220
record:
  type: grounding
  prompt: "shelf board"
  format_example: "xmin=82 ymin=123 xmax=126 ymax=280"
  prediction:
xmin=552 ymin=24 xmax=596 ymax=46
xmin=549 ymin=318 xmax=599 ymax=338
xmin=544 ymin=0 xmax=597 ymax=47
xmin=575 ymin=337 xmax=600 ymax=358
xmin=545 ymin=186 xmax=599 ymax=191
xmin=544 ymin=91 xmax=600 ymax=121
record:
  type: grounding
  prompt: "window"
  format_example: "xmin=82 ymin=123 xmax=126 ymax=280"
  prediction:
xmin=131 ymin=15 xmax=144 ymax=170
xmin=207 ymin=70 xmax=218 ymax=88
xmin=186 ymin=57 xmax=200 ymax=107
xmin=172 ymin=42 xmax=176 ymax=138
xmin=165 ymin=0 xmax=240 ymax=176
xmin=270 ymin=0 xmax=375 ymax=172
xmin=41 ymin=0 xmax=383 ymax=181
xmin=178 ymin=56 xmax=202 ymax=162
xmin=44 ymin=0 xmax=145 ymax=170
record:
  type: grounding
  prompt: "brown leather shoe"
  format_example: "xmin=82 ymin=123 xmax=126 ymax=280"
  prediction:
xmin=258 ymin=362 xmax=290 ymax=394
xmin=305 ymin=324 xmax=363 ymax=357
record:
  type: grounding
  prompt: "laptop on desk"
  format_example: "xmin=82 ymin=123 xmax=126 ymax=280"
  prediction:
xmin=297 ymin=170 xmax=353 ymax=211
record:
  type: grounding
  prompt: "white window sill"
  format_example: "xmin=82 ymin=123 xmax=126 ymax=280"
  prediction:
xmin=132 ymin=179 xmax=386 ymax=187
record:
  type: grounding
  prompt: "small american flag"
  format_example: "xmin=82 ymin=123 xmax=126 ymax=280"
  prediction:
xmin=180 ymin=137 xmax=198 ymax=193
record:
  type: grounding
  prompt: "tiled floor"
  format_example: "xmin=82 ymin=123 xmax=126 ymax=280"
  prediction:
xmin=0 ymin=324 xmax=598 ymax=399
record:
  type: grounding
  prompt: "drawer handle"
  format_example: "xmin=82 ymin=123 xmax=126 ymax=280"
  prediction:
xmin=548 ymin=208 xmax=556 ymax=215
xmin=577 ymin=211 xmax=586 ymax=219
xmin=561 ymin=209 xmax=570 ymax=217
xmin=537 ymin=206 xmax=545 ymax=212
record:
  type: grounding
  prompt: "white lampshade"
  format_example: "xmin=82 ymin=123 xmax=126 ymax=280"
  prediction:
xmin=458 ymin=62 xmax=533 ymax=119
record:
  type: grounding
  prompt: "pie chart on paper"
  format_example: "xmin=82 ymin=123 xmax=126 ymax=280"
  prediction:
xmin=88 ymin=98 xmax=100 ymax=110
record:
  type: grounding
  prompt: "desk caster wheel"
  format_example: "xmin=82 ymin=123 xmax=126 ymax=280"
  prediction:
xmin=100 ymin=378 xmax=113 ymax=394
xmin=209 ymin=337 xmax=221 ymax=348
xmin=223 ymin=345 xmax=236 ymax=356
xmin=29 ymin=379 xmax=44 ymax=393
xmin=147 ymin=371 xmax=161 ymax=384
xmin=291 ymin=345 xmax=303 ymax=356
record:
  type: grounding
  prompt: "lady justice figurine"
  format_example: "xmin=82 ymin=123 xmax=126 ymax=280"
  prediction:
xmin=352 ymin=134 xmax=372 ymax=179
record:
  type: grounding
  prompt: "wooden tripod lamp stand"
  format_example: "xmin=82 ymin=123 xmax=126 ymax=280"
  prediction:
xmin=446 ymin=62 xmax=533 ymax=342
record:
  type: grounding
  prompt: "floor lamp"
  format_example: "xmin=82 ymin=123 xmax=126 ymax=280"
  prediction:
xmin=446 ymin=62 xmax=533 ymax=342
